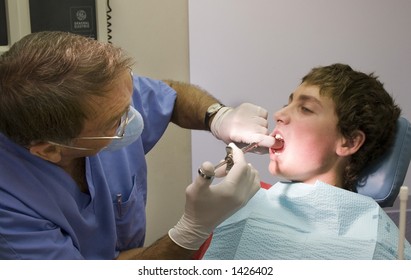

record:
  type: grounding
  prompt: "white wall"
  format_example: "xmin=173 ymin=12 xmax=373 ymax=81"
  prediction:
xmin=189 ymin=0 xmax=411 ymax=190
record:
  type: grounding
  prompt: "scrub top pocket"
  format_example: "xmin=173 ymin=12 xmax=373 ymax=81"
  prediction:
xmin=113 ymin=175 xmax=147 ymax=250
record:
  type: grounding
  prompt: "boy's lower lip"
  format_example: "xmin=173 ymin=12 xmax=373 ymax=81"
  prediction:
xmin=271 ymin=148 xmax=283 ymax=155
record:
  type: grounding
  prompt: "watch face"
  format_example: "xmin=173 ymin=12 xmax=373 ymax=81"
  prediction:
xmin=208 ymin=103 xmax=222 ymax=113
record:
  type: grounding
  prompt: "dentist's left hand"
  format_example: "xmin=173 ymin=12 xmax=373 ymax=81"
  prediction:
xmin=168 ymin=143 xmax=260 ymax=250
xmin=210 ymin=103 xmax=275 ymax=153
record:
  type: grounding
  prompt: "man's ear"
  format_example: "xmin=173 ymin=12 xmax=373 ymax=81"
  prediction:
xmin=336 ymin=130 xmax=366 ymax=157
xmin=29 ymin=142 xmax=62 ymax=163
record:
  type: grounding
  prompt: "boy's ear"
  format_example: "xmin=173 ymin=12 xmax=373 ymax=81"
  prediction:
xmin=29 ymin=142 xmax=62 ymax=163
xmin=337 ymin=130 xmax=366 ymax=157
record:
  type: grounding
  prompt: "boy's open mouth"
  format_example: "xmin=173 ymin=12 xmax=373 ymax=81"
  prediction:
xmin=271 ymin=134 xmax=284 ymax=154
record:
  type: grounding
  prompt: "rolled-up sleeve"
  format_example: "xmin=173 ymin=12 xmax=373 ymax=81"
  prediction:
xmin=131 ymin=76 xmax=177 ymax=154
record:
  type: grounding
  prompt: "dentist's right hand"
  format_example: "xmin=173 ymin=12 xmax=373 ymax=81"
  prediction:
xmin=168 ymin=143 xmax=260 ymax=250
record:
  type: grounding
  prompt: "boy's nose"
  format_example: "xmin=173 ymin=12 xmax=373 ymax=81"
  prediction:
xmin=274 ymin=107 xmax=290 ymax=124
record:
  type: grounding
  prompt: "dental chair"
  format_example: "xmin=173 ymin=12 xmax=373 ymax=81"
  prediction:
xmin=356 ymin=116 xmax=411 ymax=208
xmin=356 ymin=116 xmax=411 ymax=259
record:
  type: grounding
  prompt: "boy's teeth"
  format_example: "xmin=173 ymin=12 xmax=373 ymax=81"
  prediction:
xmin=272 ymin=134 xmax=284 ymax=150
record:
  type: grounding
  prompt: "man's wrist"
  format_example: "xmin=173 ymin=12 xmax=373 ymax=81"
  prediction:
xmin=204 ymin=103 xmax=225 ymax=131
xmin=169 ymin=218 xmax=211 ymax=250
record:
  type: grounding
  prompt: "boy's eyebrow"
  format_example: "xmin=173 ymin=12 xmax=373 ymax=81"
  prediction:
xmin=290 ymin=92 xmax=323 ymax=108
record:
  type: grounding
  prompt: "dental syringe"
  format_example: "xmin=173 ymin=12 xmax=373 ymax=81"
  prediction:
xmin=213 ymin=142 xmax=260 ymax=170
xmin=198 ymin=142 xmax=259 ymax=180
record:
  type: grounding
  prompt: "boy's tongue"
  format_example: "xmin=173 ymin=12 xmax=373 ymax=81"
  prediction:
xmin=272 ymin=135 xmax=284 ymax=150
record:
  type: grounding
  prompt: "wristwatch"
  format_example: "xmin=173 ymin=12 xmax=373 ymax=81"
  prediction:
xmin=204 ymin=103 xmax=225 ymax=130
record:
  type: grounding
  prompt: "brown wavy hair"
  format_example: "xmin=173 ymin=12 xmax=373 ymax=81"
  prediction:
xmin=302 ymin=63 xmax=401 ymax=192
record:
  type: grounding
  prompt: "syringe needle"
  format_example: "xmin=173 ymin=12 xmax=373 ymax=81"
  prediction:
xmin=241 ymin=142 xmax=260 ymax=153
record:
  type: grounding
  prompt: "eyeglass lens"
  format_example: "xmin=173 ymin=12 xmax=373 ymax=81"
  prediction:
xmin=116 ymin=107 xmax=130 ymax=137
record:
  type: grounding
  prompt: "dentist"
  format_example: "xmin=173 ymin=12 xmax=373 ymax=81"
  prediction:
xmin=0 ymin=31 xmax=274 ymax=259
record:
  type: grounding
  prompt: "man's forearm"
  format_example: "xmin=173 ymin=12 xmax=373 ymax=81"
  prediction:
xmin=116 ymin=234 xmax=197 ymax=260
xmin=163 ymin=80 xmax=221 ymax=130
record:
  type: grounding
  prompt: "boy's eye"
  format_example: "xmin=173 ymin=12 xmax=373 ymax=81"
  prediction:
xmin=301 ymin=106 xmax=313 ymax=113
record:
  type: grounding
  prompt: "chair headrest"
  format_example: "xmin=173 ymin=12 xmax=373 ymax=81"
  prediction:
xmin=357 ymin=117 xmax=411 ymax=207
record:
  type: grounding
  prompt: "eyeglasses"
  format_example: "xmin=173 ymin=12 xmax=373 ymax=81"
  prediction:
xmin=77 ymin=106 xmax=133 ymax=140
xmin=47 ymin=106 xmax=134 ymax=150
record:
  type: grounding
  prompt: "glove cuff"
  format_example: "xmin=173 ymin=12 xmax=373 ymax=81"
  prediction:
xmin=168 ymin=215 xmax=212 ymax=250
xmin=210 ymin=106 xmax=233 ymax=141
xmin=204 ymin=103 xmax=225 ymax=131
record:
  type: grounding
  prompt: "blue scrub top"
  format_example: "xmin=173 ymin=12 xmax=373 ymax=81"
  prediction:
xmin=0 ymin=76 xmax=177 ymax=259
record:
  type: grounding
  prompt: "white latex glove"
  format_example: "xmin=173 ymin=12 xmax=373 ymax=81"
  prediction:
xmin=210 ymin=103 xmax=275 ymax=153
xmin=168 ymin=143 xmax=260 ymax=250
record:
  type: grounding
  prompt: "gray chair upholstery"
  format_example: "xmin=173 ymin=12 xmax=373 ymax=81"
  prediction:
xmin=357 ymin=117 xmax=411 ymax=207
